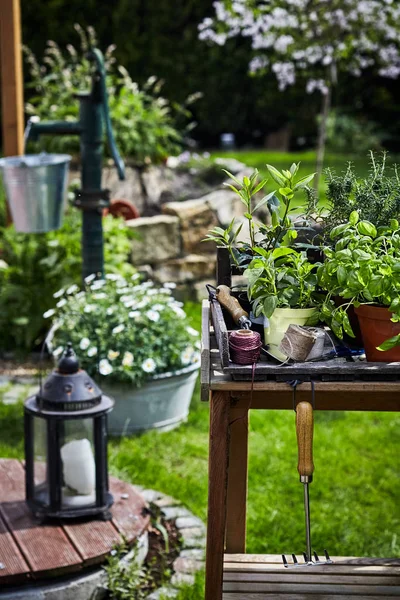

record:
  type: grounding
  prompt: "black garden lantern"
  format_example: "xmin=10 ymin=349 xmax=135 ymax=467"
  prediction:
xmin=24 ymin=343 xmax=114 ymax=520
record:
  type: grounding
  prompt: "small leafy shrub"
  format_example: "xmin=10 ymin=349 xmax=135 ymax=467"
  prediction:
xmin=325 ymin=152 xmax=400 ymax=231
xmin=24 ymin=25 xmax=197 ymax=164
xmin=0 ymin=209 xmax=135 ymax=354
xmin=325 ymin=111 xmax=382 ymax=155
xmin=318 ymin=211 xmax=400 ymax=348
xmin=49 ymin=276 xmax=200 ymax=386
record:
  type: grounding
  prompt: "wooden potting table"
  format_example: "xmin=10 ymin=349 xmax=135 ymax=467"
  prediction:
xmin=201 ymin=299 xmax=400 ymax=599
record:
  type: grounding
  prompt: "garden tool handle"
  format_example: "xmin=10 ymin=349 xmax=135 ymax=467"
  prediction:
xmin=216 ymin=285 xmax=250 ymax=327
xmin=296 ymin=401 xmax=314 ymax=483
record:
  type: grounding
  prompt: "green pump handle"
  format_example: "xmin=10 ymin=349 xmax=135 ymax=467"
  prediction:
xmin=88 ymin=48 xmax=125 ymax=181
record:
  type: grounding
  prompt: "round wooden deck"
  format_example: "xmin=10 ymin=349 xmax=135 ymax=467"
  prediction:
xmin=0 ymin=459 xmax=149 ymax=586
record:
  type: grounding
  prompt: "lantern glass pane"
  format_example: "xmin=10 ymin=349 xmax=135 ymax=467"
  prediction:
xmin=33 ymin=415 xmax=49 ymax=506
xmin=61 ymin=418 xmax=96 ymax=508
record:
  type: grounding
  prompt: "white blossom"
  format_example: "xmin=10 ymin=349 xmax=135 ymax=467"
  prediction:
xmin=56 ymin=298 xmax=67 ymax=308
xmin=80 ymin=337 xmax=90 ymax=350
xmin=181 ymin=346 xmax=194 ymax=365
xmin=43 ymin=308 xmax=56 ymax=319
xmin=152 ymin=304 xmax=165 ymax=311
xmin=93 ymin=292 xmax=107 ymax=300
xmin=90 ymin=279 xmax=106 ymax=290
xmin=84 ymin=304 xmax=96 ymax=313
xmin=199 ymin=0 xmax=400 ymax=94
xmin=116 ymin=278 xmax=128 ymax=288
xmin=53 ymin=346 xmax=64 ymax=357
xmin=106 ymin=273 xmax=120 ymax=280
xmin=112 ymin=324 xmax=125 ymax=334
xmin=142 ymin=358 xmax=156 ymax=373
xmin=66 ymin=284 xmax=79 ymax=295
xmin=186 ymin=326 xmax=199 ymax=337
xmin=108 ymin=350 xmax=120 ymax=360
xmin=146 ymin=310 xmax=160 ymax=322
xmin=129 ymin=310 xmax=140 ymax=318
xmin=88 ymin=347 xmax=98 ymax=357
xmin=164 ymin=282 xmax=176 ymax=289
xmin=122 ymin=351 xmax=134 ymax=367
xmin=84 ymin=274 xmax=96 ymax=284
xmin=53 ymin=288 xmax=65 ymax=298
xmin=99 ymin=359 xmax=113 ymax=375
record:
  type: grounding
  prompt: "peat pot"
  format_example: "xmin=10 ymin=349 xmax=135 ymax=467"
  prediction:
xmin=355 ymin=304 xmax=400 ymax=362
xmin=264 ymin=307 xmax=318 ymax=361
xmin=102 ymin=361 xmax=199 ymax=436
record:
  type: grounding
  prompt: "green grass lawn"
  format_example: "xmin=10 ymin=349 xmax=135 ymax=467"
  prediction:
xmin=1 ymin=366 xmax=400 ymax=597
xmin=211 ymin=148 xmax=393 ymax=206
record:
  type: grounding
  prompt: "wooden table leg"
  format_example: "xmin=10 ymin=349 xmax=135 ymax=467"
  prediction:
xmin=205 ymin=391 xmax=231 ymax=600
xmin=225 ymin=403 xmax=249 ymax=554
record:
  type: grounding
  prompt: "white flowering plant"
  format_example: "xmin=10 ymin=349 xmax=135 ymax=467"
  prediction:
xmin=45 ymin=274 xmax=200 ymax=386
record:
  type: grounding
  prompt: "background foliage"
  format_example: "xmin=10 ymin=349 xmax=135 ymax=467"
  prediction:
xmin=18 ymin=0 xmax=400 ymax=152
xmin=0 ymin=207 xmax=135 ymax=354
xmin=24 ymin=26 xmax=195 ymax=163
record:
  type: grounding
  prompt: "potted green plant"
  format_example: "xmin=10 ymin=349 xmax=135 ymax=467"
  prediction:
xmin=45 ymin=274 xmax=200 ymax=435
xmin=324 ymin=152 xmax=400 ymax=236
xmin=318 ymin=211 xmax=400 ymax=361
xmin=244 ymin=247 xmax=322 ymax=359
xmin=204 ymin=162 xmax=317 ymax=268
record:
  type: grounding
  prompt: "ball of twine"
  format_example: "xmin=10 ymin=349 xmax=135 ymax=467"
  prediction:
xmin=229 ymin=329 xmax=262 ymax=365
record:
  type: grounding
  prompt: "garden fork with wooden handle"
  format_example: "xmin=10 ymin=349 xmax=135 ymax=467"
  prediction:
xmin=282 ymin=401 xmax=333 ymax=567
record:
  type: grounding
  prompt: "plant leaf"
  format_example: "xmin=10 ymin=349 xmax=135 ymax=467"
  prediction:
xmin=377 ymin=334 xmax=400 ymax=351
xmin=253 ymin=190 xmax=277 ymax=213
xmin=266 ymin=164 xmax=286 ymax=186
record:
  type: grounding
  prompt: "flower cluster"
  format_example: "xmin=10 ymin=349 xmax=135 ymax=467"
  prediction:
xmin=45 ymin=275 xmax=200 ymax=386
xmin=199 ymin=0 xmax=400 ymax=92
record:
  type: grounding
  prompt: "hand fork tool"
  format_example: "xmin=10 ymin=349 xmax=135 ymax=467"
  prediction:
xmin=282 ymin=400 xmax=333 ymax=568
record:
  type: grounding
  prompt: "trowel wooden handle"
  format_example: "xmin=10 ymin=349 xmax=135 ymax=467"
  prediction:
xmin=296 ymin=401 xmax=314 ymax=481
xmin=216 ymin=285 xmax=249 ymax=324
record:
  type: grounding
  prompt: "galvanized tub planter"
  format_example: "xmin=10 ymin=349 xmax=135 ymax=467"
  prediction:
xmin=0 ymin=153 xmax=71 ymax=233
xmin=102 ymin=361 xmax=200 ymax=436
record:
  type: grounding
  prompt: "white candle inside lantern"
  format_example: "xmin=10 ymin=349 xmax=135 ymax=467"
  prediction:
xmin=61 ymin=438 xmax=96 ymax=497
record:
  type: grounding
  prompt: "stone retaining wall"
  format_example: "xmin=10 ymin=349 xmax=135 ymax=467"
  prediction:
xmin=122 ymin=160 xmax=253 ymax=301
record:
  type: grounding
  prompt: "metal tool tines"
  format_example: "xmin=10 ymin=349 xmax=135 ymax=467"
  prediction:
xmin=282 ymin=549 xmax=333 ymax=568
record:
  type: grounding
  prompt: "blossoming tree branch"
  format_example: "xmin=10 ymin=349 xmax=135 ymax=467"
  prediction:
xmin=199 ymin=0 xmax=400 ymax=186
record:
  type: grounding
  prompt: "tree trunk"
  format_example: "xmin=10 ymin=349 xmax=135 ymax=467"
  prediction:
xmin=314 ymin=85 xmax=332 ymax=192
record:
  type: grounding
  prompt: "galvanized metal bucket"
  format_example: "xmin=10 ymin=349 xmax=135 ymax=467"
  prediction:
xmin=0 ymin=153 xmax=71 ymax=233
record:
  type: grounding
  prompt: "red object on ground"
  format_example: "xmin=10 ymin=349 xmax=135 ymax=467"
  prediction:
xmin=103 ymin=199 xmax=140 ymax=220
xmin=355 ymin=304 xmax=400 ymax=362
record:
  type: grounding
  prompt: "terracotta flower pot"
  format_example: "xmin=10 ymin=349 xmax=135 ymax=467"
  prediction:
xmin=355 ymin=304 xmax=400 ymax=362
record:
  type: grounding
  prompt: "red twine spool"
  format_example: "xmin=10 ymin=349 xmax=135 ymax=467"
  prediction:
xmin=229 ymin=329 xmax=262 ymax=365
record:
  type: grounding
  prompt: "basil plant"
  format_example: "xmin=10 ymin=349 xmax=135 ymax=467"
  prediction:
xmin=318 ymin=211 xmax=400 ymax=350
xmin=244 ymin=246 xmax=323 ymax=322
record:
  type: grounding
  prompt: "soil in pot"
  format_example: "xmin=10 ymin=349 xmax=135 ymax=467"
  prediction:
xmin=355 ymin=304 xmax=400 ymax=362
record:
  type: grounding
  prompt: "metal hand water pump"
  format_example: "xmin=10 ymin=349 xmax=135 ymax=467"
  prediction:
xmin=25 ymin=48 xmax=125 ymax=279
